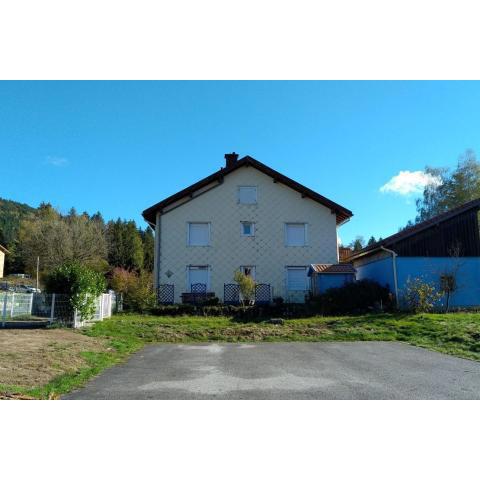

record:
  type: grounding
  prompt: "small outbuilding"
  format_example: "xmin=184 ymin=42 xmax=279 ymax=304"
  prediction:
xmin=348 ymin=198 xmax=480 ymax=308
xmin=308 ymin=263 xmax=356 ymax=295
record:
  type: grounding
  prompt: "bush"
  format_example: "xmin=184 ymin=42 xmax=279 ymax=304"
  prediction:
xmin=309 ymin=280 xmax=392 ymax=315
xmin=199 ymin=296 xmax=220 ymax=306
xmin=150 ymin=302 xmax=313 ymax=320
xmin=402 ymin=276 xmax=442 ymax=313
xmin=45 ymin=262 xmax=106 ymax=321
xmin=110 ymin=268 xmax=156 ymax=313
xmin=233 ymin=270 xmax=255 ymax=305
xmin=273 ymin=296 xmax=284 ymax=306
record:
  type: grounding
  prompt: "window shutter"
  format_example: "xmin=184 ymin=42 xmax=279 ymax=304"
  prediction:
xmin=188 ymin=223 xmax=209 ymax=245
xmin=287 ymin=267 xmax=308 ymax=291
xmin=238 ymin=187 xmax=257 ymax=204
xmin=286 ymin=224 xmax=306 ymax=246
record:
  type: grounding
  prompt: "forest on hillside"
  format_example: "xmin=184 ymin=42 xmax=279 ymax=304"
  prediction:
xmin=0 ymin=197 xmax=154 ymax=278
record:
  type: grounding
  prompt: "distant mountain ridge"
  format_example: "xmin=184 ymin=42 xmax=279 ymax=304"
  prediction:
xmin=0 ymin=197 xmax=36 ymax=246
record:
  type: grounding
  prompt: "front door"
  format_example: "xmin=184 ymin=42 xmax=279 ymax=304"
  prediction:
xmin=187 ymin=266 xmax=209 ymax=292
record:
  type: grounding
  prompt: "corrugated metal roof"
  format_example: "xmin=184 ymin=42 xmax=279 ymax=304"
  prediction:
xmin=347 ymin=197 xmax=480 ymax=261
xmin=309 ymin=264 xmax=356 ymax=274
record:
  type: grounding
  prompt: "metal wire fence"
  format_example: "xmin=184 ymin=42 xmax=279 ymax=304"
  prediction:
xmin=1 ymin=292 xmax=117 ymax=327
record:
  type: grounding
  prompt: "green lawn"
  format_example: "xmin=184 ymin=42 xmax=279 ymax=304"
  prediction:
xmin=2 ymin=312 xmax=480 ymax=399
xmin=87 ymin=312 xmax=480 ymax=361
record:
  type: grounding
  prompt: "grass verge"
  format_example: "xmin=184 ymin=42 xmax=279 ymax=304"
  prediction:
xmin=86 ymin=312 xmax=480 ymax=361
xmin=0 ymin=330 xmax=143 ymax=399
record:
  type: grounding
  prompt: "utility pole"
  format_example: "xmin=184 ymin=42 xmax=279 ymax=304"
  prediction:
xmin=36 ymin=256 xmax=40 ymax=291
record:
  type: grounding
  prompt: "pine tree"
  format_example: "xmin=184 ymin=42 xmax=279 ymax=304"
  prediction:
xmin=106 ymin=219 xmax=144 ymax=271
xmin=141 ymin=227 xmax=155 ymax=272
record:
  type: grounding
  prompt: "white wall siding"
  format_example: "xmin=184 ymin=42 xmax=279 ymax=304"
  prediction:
xmin=157 ymin=166 xmax=338 ymax=302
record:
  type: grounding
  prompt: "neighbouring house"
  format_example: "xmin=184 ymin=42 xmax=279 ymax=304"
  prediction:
xmin=308 ymin=263 xmax=356 ymax=295
xmin=338 ymin=246 xmax=353 ymax=262
xmin=142 ymin=153 xmax=353 ymax=304
xmin=0 ymin=244 xmax=8 ymax=279
xmin=348 ymin=198 xmax=480 ymax=308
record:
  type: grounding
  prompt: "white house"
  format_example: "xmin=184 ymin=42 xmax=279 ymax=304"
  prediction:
xmin=142 ymin=153 xmax=353 ymax=304
xmin=0 ymin=244 xmax=8 ymax=279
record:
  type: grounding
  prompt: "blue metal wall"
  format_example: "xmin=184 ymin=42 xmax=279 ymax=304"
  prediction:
xmin=355 ymin=256 xmax=395 ymax=291
xmin=313 ymin=273 xmax=355 ymax=294
xmin=356 ymin=256 xmax=480 ymax=307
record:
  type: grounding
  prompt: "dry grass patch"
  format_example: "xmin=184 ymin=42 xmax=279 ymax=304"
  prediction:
xmin=0 ymin=329 xmax=109 ymax=389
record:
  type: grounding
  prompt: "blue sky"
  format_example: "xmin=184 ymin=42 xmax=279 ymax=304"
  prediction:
xmin=1 ymin=81 xmax=479 ymax=244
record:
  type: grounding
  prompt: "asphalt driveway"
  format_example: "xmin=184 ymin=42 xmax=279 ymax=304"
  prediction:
xmin=64 ymin=342 xmax=480 ymax=399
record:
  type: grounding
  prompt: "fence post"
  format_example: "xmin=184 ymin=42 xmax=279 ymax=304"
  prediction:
xmin=50 ymin=293 xmax=56 ymax=324
xmin=29 ymin=293 xmax=34 ymax=317
xmin=99 ymin=295 xmax=104 ymax=320
xmin=73 ymin=308 xmax=81 ymax=328
xmin=2 ymin=293 xmax=7 ymax=327
xmin=10 ymin=293 xmax=15 ymax=318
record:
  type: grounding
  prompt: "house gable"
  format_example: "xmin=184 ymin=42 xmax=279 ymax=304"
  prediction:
xmin=142 ymin=155 xmax=352 ymax=226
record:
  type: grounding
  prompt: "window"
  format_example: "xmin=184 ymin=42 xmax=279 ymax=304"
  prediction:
xmin=240 ymin=265 xmax=256 ymax=280
xmin=187 ymin=266 xmax=209 ymax=291
xmin=286 ymin=267 xmax=308 ymax=291
xmin=188 ymin=222 xmax=210 ymax=246
xmin=238 ymin=186 xmax=257 ymax=204
xmin=285 ymin=223 xmax=307 ymax=246
xmin=241 ymin=222 xmax=255 ymax=237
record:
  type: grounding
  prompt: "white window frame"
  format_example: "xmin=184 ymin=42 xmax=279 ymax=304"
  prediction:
xmin=187 ymin=222 xmax=211 ymax=246
xmin=240 ymin=221 xmax=255 ymax=237
xmin=186 ymin=265 xmax=211 ymax=291
xmin=285 ymin=266 xmax=309 ymax=291
xmin=238 ymin=186 xmax=258 ymax=205
xmin=284 ymin=223 xmax=308 ymax=247
xmin=239 ymin=265 xmax=256 ymax=280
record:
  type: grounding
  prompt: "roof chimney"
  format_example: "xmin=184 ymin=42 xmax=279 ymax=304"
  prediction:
xmin=224 ymin=152 xmax=239 ymax=169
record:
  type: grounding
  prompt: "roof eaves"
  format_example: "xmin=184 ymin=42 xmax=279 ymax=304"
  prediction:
xmin=142 ymin=155 xmax=353 ymax=225
xmin=347 ymin=197 xmax=480 ymax=261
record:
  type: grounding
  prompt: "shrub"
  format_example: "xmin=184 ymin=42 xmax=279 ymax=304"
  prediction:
xmin=233 ymin=270 xmax=256 ymax=305
xmin=310 ymin=279 xmax=392 ymax=315
xmin=402 ymin=276 xmax=442 ymax=313
xmin=440 ymin=273 xmax=457 ymax=313
xmin=45 ymin=262 xmax=106 ymax=321
xmin=273 ymin=296 xmax=284 ymax=306
xmin=110 ymin=268 xmax=156 ymax=313
xmin=201 ymin=296 xmax=220 ymax=306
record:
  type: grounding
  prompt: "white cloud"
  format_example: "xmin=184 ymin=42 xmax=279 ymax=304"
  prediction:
xmin=45 ymin=156 xmax=69 ymax=167
xmin=380 ymin=170 xmax=442 ymax=196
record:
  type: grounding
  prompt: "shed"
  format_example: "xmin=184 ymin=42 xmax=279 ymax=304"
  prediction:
xmin=308 ymin=264 xmax=356 ymax=295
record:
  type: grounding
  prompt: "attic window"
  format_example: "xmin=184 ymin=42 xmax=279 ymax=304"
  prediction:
xmin=238 ymin=186 xmax=257 ymax=204
xmin=241 ymin=222 xmax=255 ymax=237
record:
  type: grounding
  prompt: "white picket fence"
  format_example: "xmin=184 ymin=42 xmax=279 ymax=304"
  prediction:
xmin=0 ymin=292 xmax=115 ymax=328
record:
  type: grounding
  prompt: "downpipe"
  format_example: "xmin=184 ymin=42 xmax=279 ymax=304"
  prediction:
xmin=380 ymin=246 xmax=399 ymax=307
